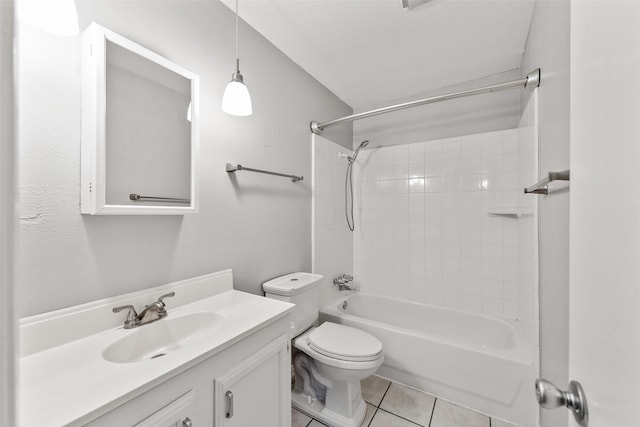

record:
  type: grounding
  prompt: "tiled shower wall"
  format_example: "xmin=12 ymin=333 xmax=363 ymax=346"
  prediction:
xmin=312 ymin=135 xmax=353 ymax=306
xmin=517 ymin=91 xmax=539 ymax=341
xmin=351 ymin=127 xmax=538 ymax=321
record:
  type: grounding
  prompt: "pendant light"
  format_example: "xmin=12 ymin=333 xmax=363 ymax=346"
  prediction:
xmin=221 ymin=0 xmax=253 ymax=116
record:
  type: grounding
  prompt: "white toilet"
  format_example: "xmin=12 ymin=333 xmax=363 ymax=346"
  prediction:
xmin=263 ymin=272 xmax=384 ymax=427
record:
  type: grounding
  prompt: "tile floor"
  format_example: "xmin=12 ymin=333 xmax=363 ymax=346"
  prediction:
xmin=291 ymin=375 xmax=520 ymax=427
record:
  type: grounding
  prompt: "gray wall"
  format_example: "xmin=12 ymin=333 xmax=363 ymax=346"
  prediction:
xmin=353 ymin=69 xmax=523 ymax=149
xmin=520 ymin=2 xmax=571 ymax=427
xmin=17 ymin=0 xmax=352 ymax=317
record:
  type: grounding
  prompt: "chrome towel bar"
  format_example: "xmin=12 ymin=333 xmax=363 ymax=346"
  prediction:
xmin=524 ymin=170 xmax=570 ymax=195
xmin=226 ymin=163 xmax=303 ymax=182
xmin=129 ymin=194 xmax=190 ymax=203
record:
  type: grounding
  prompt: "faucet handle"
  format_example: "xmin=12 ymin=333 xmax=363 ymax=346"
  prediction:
xmin=113 ymin=304 xmax=137 ymax=317
xmin=112 ymin=305 xmax=139 ymax=328
xmin=157 ymin=292 xmax=176 ymax=307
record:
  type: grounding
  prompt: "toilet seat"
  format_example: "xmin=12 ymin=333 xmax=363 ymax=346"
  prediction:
xmin=306 ymin=322 xmax=382 ymax=362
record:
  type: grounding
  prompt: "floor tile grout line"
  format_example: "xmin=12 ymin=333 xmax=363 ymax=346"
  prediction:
xmin=310 ymin=417 xmax=327 ymax=427
xmin=376 ymin=407 xmax=425 ymax=426
xmin=364 ymin=380 xmax=391 ymax=427
xmin=294 ymin=407 xmax=323 ymax=427
xmin=365 ymin=407 xmax=379 ymax=427
xmin=427 ymin=397 xmax=437 ymax=427
xmin=376 ymin=381 xmax=393 ymax=409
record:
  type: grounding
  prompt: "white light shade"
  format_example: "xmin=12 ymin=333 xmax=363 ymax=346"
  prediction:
xmin=221 ymin=80 xmax=253 ymax=116
xmin=17 ymin=0 xmax=80 ymax=37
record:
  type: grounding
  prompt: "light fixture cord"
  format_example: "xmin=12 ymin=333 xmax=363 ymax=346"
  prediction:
xmin=235 ymin=0 xmax=240 ymax=73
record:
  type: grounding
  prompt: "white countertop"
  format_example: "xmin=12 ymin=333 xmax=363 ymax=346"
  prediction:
xmin=19 ymin=286 xmax=293 ymax=426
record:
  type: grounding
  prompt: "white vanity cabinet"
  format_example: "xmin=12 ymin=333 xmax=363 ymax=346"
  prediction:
xmin=83 ymin=327 xmax=291 ymax=427
xmin=214 ymin=336 xmax=291 ymax=426
xmin=19 ymin=272 xmax=295 ymax=427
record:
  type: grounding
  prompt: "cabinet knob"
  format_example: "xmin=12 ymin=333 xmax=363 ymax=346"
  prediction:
xmin=182 ymin=417 xmax=192 ymax=427
xmin=225 ymin=390 xmax=234 ymax=418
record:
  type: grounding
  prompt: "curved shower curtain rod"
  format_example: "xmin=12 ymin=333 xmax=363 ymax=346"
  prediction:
xmin=310 ymin=68 xmax=541 ymax=135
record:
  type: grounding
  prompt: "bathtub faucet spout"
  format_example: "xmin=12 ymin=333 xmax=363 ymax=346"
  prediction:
xmin=333 ymin=274 xmax=354 ymax=291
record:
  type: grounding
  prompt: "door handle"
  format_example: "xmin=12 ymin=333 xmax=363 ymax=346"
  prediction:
xmin=535 ymin=378 xmax=588 ymax=426
xmin=225 ymin=390 xmax=234 ymax=419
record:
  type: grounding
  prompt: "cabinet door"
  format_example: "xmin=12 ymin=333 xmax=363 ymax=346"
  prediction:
xmin=134 ymin=390 xmax=195 ymax=427
xmin=214 ymin=333 xmax=291 ymax=427
xmin=85 ymin=388 xmax=196 ymax=427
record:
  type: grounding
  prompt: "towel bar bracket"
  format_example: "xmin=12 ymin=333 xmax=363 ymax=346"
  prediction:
xmin=525 ymin=170 xmax=570 ymax=195
xmin=525 ymin=187 xmax=550 ymax=195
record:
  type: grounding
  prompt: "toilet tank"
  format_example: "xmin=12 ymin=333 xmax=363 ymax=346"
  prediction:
xmin=263 ymin=272 xmax=323 ymax=336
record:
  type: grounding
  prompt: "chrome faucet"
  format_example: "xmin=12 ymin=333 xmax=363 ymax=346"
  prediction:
xmin=112 ymin=292 xmax=175 ymax=329
xmin=333 ymin=274 xmax=354 ymax=291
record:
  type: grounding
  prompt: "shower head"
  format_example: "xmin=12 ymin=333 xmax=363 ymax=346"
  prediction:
xmin=348 ymin=140 xmax=369 ymax=163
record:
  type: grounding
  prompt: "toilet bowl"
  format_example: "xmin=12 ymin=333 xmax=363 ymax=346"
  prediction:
xmin=293 ymin=322 xmax=384 ymax=427
xmin=263 ymin=273 xmax=384 ymax=427
xmin=296 ymin=322 xmax=383 ymax=369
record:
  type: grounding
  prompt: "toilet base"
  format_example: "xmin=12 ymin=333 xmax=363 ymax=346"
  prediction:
xmin=292 ymin=388 xmax=367 ymax=427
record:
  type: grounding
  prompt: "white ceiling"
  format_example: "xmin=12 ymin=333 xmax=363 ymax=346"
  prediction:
xmin=221 ymin=0 xmax=536 ymax=111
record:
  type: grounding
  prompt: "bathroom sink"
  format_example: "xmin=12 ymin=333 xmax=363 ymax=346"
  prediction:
xmin=102 ymin=312 xmax=226 ymax=363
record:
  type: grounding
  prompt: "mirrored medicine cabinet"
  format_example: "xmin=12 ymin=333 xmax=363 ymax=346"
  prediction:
xmin=81 ymin=23 xmax=199 ymax=215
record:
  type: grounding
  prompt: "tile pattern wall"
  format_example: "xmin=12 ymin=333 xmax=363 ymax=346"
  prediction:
xmin=312 ymin=135 xmax=354 ymax=305
xmin=517 ymin=91 xmax=540 ymax=360
xmin=353 ymin=129 xmax=536 ymax=320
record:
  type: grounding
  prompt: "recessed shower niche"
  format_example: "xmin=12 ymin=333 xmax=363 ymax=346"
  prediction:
xmin=81 ymin=23 xmax=199 ymax=215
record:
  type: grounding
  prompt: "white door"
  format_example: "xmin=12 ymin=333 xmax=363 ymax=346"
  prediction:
xmin=0 ymin=2 xmax=16 ymax=427
xmin=569 ymin=1 xmax=640 ymax=426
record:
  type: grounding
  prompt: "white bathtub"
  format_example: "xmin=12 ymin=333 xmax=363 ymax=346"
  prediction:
xmin=320 ymin=294 xmax=536 ymax=427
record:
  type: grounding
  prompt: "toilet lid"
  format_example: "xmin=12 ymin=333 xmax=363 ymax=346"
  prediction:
xmin=307 ymin=323 xmax=382 ymax=361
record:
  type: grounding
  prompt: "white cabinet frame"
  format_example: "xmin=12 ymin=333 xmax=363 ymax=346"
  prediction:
xmin=81 ymin=23 xmax=199 ymax=215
